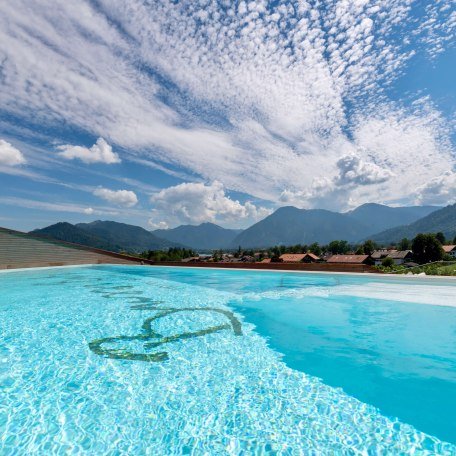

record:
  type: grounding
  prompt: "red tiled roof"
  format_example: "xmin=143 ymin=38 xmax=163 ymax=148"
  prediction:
xmin=261 ymin=258 xmax=271 ymax=263
xmin=279 ymin=253 xmax=320 ymax=262
xmin=442 ymin=245 xmax=456 ymax=253
xmin=279 ymin=253 xmax=306 ymax=262
xmin=327 ymin=254 xmax=369 ymax=264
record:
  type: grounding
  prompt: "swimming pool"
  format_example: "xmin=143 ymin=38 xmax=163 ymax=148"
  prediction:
xmin=1 ymin=265 xmax=455 ymax=454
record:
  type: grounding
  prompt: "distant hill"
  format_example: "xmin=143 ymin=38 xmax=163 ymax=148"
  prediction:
xmin=32 ymin=220 xmax=181 ymax=253
xmin=30 ymin=222 xmax=122 ymax=252
xmin=369 ymin=204 xmax=456 ymax=243
xmin=30 ymin=203 xmax=447 ymax=253
xmin=231 ymin=206 xmax=370 ymax=248
xmin=75 ymin=221 xmax=181 ymax=252
xmin=153 ymin=222 xmax=242 ymax=250
xmin=346 ymin=203 xmax=438 ymax=236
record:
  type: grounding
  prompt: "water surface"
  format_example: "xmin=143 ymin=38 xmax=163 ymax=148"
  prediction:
xmin=1 ymin=265 xmax=455 ymax=454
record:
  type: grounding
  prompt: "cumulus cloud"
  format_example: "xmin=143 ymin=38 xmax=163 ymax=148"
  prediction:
xmin=148 ymin=220 xmax=169 ymax=230
xmin=336 ymin=154 xmax=393 ymax=186
xmin=93 ymin=187 xmax=138 ymax=207
xmin=415 ymin=172 xmax=456 ymax=205
xmin=84 ymin=207 xmax=94 ymax=215
xmin=57 ymin=138 xmax=121 ymax=164
xmin=151 ymin=181 xmax=271 ymax=225
xmin=0 ymin=139 xmax=26 ymax=166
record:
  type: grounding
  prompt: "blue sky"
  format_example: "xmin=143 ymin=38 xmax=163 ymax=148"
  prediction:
xmin=0 ymin=0 xmax=454 ymax=231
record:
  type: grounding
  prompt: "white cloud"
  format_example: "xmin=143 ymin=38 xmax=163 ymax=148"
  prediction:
xmin=57 ymin=138 xmax=121 ymax=164
xmin=0 ymin=196 xmax=118 ymax=215
xmin=336 ymin=154 xmax=393 ymax=186
xmin=93 ymin=187 xmax=138 ymax=207
xmin=151 ymin=181 xmax=271 ymax=225
xmin=84 ymin=207 xmax=94 ymax=215
xmin=0 ymin=139 xmax=26 ymax=166
xmin=148 ymin=219 xmax=169 ymax=230
xmin=415 ymin=172 xmax=456 ymax=205
xmin=0 ymin=1 xmax=454 ymax=210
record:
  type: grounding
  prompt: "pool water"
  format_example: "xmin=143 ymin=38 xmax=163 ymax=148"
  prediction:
xmin=1 ymin=265 xmax=455 ymax=454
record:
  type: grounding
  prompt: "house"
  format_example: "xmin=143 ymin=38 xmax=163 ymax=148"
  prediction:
xmin=181 ymin=256 xmax=200 ymax=263
xmin=260 ymin=258 xmax=271 ymax=263
xmin=239 ymin=255 xmax=254 ymax=262
xmin=302 ymin=253 xmax=320 ymax=263
xmin=371 ymin=249 xmax=395 ymax=265
xmin=279 ymin=253 xmax=320 ymax=263
xmin=326 ymin=254 xmax=371 ymax=265
xmin=386 ymin=250 xmax=413 ymax=265
xmin=442 ymin=245 xmax=456 ymax=258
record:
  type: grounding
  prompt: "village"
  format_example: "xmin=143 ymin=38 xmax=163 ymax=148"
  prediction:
xmin=167 ymin=234 xmax=456 ymax=273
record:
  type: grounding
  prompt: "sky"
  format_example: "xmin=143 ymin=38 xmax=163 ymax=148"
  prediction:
xmin=0 ymin=0 xmax=455 ymax=231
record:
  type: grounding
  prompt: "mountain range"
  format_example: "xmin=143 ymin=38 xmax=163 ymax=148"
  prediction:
xmin=31 ymin=220 xmax=180 ymax=252
xmin=229 ymin=203 xmax=438 ymax=248
xmin=153 ymin=222 xmax=242 ymax=250
xmin=346 ymin=203 xmax=437 ymax=235
xmin=29 ymin=203 xmax=454 ymax=252
xmin=369 ymin=203 xmax=456 ymax=243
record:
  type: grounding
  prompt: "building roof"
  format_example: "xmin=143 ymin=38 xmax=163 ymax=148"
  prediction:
xmin=240 ymin=255 xmax=255 ymax=262
xmin=371 ymin=249 xmax=394 ymax=259
xmin=326 ymin=254 xmax=369 ymax=264
xmin=181 ymin=256 xmax=200 ymax=263
xmin=387 ymin=250 xmax=412 ymax=259
xmin=279 ymin=253 xmax=320 ymax=262
xmin=261 ymin=258 xmax=271 ymax=263
xmin=279 ymin=253 xmax=306 ymax=262
xmin=442 ymin=245 xmax=456 ymax=253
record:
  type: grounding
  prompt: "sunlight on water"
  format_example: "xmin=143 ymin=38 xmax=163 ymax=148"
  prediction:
xmin=1 ymin=265 xmax=455 ymax=454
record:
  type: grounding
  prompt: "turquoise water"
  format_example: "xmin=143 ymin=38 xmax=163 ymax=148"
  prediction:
xmin=1 ymin=265 xmax=455 ymax=454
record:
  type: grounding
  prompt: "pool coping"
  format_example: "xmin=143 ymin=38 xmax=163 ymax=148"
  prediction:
xmin=1 ymin=263 xmax=455 ymax=283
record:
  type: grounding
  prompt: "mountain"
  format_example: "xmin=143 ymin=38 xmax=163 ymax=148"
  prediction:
xmin=369 ymin=204 xmax=456 ymax=243
xmin=231 ymin=206 xmax=371 ymax=248
xmin=153 ymin=222 xmax=243 ymax=250
xmin=30 ymin=203 xmax=447 ymax=253
xmin=346 ymin=203 xmax=438 ymax=236
xmin=30 ymin=222 xmax=122 ymax=251
xmin=75 ymin=220 xmax=181 ymax=252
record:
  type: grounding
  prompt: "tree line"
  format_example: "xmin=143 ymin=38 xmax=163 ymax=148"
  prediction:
xmin=140 ymin=247 xmax=196 ymax=262
xmin=236 ymin=231 xmax=455 ymax=264
xmin=137 ymin=232 xmax=455 ymax=265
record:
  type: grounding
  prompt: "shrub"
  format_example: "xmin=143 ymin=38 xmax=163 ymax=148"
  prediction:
xmin=381 ymin=257 xmax=394 ymax=267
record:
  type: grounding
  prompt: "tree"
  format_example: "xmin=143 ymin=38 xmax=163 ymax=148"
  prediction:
xmin=381 ymin=257 xmax=394 ymax=267
xmin=291 ymin=244 xmax=302 ymax=253
xmin=435 ymin=232 xmax=446 ymax=245
xmin=308 ymin=242 xmax=321 ymax=256
xmin=362 ymin=240 xmax=376 ymax=255
xmin=328 ymin=240 xmax=350 ymax=254
xmin=398 ymin=238 xmax=411 ymax=251
xmin=412 ymin=233 xmax=444 ymax=264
